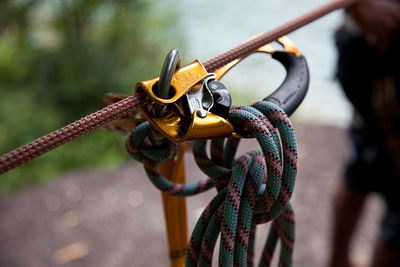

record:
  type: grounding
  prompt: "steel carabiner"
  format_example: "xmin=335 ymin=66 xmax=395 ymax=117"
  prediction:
xmin=214 ymin=36 xmax=309 ymax=117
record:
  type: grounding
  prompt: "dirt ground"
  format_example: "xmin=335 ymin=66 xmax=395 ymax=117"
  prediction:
xmin=0 ymin=125 xmax=384 ymax=267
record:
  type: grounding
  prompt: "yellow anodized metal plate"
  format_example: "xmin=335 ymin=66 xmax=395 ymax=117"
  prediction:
xmin=135 ymin=60 xmax=209 ymax=105
xmin=145 ymin=109 xmax=233 ymax=143
xmin=135 ymin=60 xmax=234 ymax=143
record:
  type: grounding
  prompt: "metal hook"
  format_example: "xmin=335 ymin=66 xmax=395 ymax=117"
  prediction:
xmin=153 ymin=49 xmax=181 ymax=117
xmin=158 ymin=49 xmax=181 ymax=99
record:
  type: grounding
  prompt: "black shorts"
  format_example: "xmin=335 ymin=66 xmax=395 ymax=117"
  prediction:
xmin=345 ymin=123 xmax=400 ymax=251
xmin=336 ymin=27 xmax=400 ymax=251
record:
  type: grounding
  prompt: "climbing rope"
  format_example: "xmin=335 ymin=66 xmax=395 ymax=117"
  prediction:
xmin=125 ymin=121 xmax=214 ymax=196
xmin=203 ymin=0 xmax=356 ymax=72
xmin=0 ymin=94 xmax=146 ymax=175
xmin=0 ymin=0 xmax=355 ymax=175
xmin=126 ymin=100 xmax=298 ymax=266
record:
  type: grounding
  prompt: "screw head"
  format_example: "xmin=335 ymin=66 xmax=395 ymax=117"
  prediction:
xmin=210 ymin=83 xmax=218 ymax=90
xmin=196 ymin=109 xmax=207 ymax=118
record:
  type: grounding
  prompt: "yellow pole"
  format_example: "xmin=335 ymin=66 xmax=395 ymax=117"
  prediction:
xmin=158 ymin=143 xmax=188 ymax=267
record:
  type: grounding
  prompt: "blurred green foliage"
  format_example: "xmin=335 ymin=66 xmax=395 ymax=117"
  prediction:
xmin=0 ymin=0 xmax=184 ymax=193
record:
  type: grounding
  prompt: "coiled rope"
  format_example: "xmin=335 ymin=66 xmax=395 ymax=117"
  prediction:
xmin=126 ymin=101 xmax=297 ymax=266
xmin=0 ymin=0 xmax=355 ymax=175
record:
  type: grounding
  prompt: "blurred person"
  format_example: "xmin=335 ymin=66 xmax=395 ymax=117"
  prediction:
xmin=327 ymin=0 xmax=400 ymax=267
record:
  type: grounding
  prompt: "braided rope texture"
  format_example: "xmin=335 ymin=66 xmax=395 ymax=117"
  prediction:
xmin=203 ymin=0 xmax=355 ymax=73
xmin=0 ymin=95 xmax=143 ymax=175
xmin=127 ymin=101 xmax=298 ymax=266
xmin=126 ymin=121 xmax=214 ymax=196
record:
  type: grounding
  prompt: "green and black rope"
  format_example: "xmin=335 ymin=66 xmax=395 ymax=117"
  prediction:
xmin=126 ymin=100 xmax=298 ymax=266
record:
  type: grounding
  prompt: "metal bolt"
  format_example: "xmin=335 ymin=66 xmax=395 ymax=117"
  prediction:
xmin=196 ymin=109 xmax=207 ymax=118
xmin=210 ymin=83 xmax=218 ymax=90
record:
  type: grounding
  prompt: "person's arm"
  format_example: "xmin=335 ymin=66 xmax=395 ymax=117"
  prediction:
xmin=347 ymin=0 xmax=400 ymax=52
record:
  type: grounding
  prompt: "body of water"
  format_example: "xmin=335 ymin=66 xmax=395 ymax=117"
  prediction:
xmin=178 ymin=0 xmax=354 ymax=127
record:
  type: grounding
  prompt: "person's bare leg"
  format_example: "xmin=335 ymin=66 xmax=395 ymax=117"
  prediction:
xmin=370 ymin=238 xmax=400 ymax=267
xmin=327 ymin=183 xmax=368 ymax=267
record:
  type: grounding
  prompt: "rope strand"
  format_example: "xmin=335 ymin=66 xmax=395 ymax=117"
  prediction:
xmin=203 ymin=0 xmax=356 ymax=72
xmin=0 ymin=94 xmax=144 ymax=175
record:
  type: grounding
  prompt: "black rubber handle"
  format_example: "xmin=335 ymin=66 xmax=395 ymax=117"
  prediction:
xmin=264 ymin=51 xmax=309 ymax=116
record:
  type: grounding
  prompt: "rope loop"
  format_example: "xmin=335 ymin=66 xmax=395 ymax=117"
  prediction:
xmin=127 ymin=101 xmax=298 ymax=265
xmin=193 ymin=139 xmax=233 ymax=190
xmin=126 ymin=121 xmax=214 ymax=196
xmin=125 ymin=121 xmax=179 ymax=164
xmin=185 ymin=101 xmax=298 ymax=266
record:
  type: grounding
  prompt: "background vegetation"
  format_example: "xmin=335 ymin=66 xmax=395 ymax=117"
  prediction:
xmin=0 ymin=0 xmax=183 ymax=193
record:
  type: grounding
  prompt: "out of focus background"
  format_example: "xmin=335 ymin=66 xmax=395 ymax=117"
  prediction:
xmin=0 ymin=1 xmax=382 ymax=267
xmin=0 ymin=0 xmax=183 ymax=191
